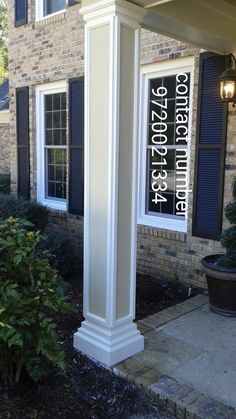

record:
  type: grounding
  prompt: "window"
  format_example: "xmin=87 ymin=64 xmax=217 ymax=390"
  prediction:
xmin=138 ymin=58 xmax=194 ymax=232
xmin=44 ymin=0 xmax=65 ymax=16
xmin=36 ymin=81 xmax=67 ymax=211
xmin=36 ymin=0 xmax=65 ymax=21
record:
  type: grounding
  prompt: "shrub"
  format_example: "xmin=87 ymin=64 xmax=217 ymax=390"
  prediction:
xmin=37 ymin=230 xmax=76 ymax=276
xmin=0 ymin=218 xmax=72 ymax=387
xmin=224 ymin=200 xmax=236 ymax=225
xmin=0 ymin=194 xmax=49 ymax=231
xmin=218 ymin=177 xmax=236 ymax=268
xmin=0 ymin=174 xmax=10 ymax=194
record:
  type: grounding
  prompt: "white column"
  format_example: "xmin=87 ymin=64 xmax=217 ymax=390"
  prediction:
xmin=73 ymin=0 xmax=145 ymax=366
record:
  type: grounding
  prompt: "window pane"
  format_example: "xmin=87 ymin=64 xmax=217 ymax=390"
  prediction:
xmin=53 ymin=93 xmax=61 ymax=110
xmin=148 ymin=192 xmax=161 ymax=213
xmin=45 ymin=94 xmax=53 ymax=111
xmin=161 ymin=193 xmax=174 ymax=215
xmin=163 ymin=76 xmax=176 ymax=99
xmin=166 ymin=170 xmax=175 ymax=192
xmin=146 ymin=72 xmax=190 ymax=219
xmin=48 ymin=164 xmax=54 ymax=181
xmin=47 ymin=149 xmax=54 ymax=165
xmin=149 ymin=78 xmax=162 ymax=100
xmin=44 ymin=0 xmax=65 ymax=16
xmin=166 ymin=149 xmax=175 ymax=170
xmin=48 ymin=181 xmax=55 ymax=197
xmin=175 ymin=195 xmax=186 ymax=217
xmin=56 ymin=165 xmax=63 ymax=182
xmin=55 ymin=182 xmax=66 ymax=199
xmin=61 ymin=110 xmax=66 ymax=128
xmin=61 ymin=129 xmax=66 ymax=145
xmin=62 ymin=167 xmax=66 ymax=183
xmin=166 ymin=100 xmax=175 ymax=123
xmin=53 ymin=111 xmax=61 ymax=129
xmin=61 ymin=93 xmax=66 ymax=109
xmin=53 ymin=129 xmax=61 ymax=145
xmin=45 ymin=129 xmax=53 ymax=145
xmin=46 ymin=149 xmax=66 ymax=200
xmin=45 ymin=112 xmax=52 ymax=129
xmin=44 ymin=90 xmax=67 ymax=202
xmin=166 ymin=124 xmax=175 ymax=145
xmin=54 ymin=149 xmax=63 ymax=164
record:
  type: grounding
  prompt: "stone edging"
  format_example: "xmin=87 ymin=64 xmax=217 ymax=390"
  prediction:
xmin=113 ymin=294 xmax=236 ymax=419
xmin=137 ymin=293 xmax=208 ymax=334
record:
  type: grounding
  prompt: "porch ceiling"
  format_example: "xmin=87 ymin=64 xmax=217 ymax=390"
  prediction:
xmin=130 ymin=0 xmax=236 ymax=53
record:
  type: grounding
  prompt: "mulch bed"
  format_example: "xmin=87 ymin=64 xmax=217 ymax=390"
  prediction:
xmin=0 ymin=266 xmax=202 ymax=419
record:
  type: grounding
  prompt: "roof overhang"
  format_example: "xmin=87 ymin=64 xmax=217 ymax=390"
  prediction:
xmin=130 ymin=0 xmax=236 ymax=53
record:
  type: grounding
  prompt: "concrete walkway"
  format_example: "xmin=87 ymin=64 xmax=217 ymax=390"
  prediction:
xmin=114 ymin=294 xmax=236 ymax=419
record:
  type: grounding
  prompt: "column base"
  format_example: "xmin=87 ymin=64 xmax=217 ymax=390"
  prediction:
xmin=73 ymin=320 xmax=144 ymax=366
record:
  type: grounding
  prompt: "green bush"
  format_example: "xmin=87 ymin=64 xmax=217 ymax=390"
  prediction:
xmin=218 ymin=177 xmax=236 ymax=268
xmin=220 ymin=226 xmax=236 ymax=250
xmin=0 ymin=194 xmax=49 ymax=231
xmin=0 ymin=218 xmax=72 ymax=387
xmin=224 ymin=201 xmax=236 ymax=225
xmin=0 ymin=174 xmax=10 ymax=194
xmin=37 ymin=230 xmax=76 ymax=276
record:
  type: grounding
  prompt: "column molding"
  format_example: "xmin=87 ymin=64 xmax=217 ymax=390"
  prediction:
xmin=74 ymin=0 xmax=146 ymax=366
xmin=80 ymin=0 xmax=145 ymax=25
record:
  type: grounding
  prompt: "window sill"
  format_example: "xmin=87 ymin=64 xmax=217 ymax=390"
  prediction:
xmin=34 ymin=10 xmax=66 ymax=28
xmin=39 ymin=198 xmax=67 ymax=212
xmin=137 ymin=214 xmax=187 ymax=233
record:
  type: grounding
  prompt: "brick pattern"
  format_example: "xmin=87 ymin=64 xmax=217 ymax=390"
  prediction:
xmin=140 ymin=30 xmax=198 ymax=65
xmin=114 ymin=295 xmax=236 ymax=419
xmin=49 ymin=210 xmax=84 ymax=254
xmin=8 ymin=2 xmax=236 ymax=289
xmin=137 ymin=45 xmax=236 ymax=289
xmin=136 ymin=226 xmax=222 ymax=289
xmin=8 ymin=1 xmax=84 ymax=195
xmin=0 ymin=122 xmax=10 ymax=174
xmin=138 ymin=293 xmax=208 ymax=332
xmin=149 ymin=376 xmax=236 ymax=419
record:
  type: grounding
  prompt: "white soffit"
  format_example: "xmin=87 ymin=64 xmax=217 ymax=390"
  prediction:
xmin=130 ymin=0 xmax=236 ymax=53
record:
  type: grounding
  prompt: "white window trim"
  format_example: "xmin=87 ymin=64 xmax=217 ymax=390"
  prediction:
xmin=35 ymin=0 xmax=66 ymax=22
xmin=36 ymin=80 xmax=67 ymax=211
xmin=137 ymin=57 xmax=195 ymax=233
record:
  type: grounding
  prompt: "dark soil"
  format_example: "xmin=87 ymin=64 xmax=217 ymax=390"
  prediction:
xmin=136 ymin=272 xmax=201 ymax=321
xmin=0 ymin=266 xmax=202 ymax=419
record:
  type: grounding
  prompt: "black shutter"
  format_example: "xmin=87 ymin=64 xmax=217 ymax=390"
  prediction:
xmin=192 ymin=53 xmax=227 ymax=240
xmin=68 ymin=77 xmax=84 ymax=215
xmin=68 ymin=0 xmax=79 ymax=6
xmin=15 ymin=0 xmax=28 ymax=27
xmin=16 ymin=87 xmax=30 ymax=199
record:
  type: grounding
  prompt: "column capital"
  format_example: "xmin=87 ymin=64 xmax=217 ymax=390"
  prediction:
xmin=80 ymin=0 xmax=146 ymax=24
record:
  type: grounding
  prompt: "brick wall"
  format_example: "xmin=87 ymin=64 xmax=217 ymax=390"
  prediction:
xmin=8 ymin=4 xmax=236 ymax=289
xmin=138 ymin=32 xmax=236 ymax=288
xmin=8 ymin=1 xmax=84 ymax=195
xmin=49 ymin=210 xmax=84 ymax=255
xmin=0 ymin=122 xmax=10 ymax=174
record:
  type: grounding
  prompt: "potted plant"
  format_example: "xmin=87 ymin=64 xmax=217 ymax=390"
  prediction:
xmin=201 ymin=176 xmax=236 ymax=316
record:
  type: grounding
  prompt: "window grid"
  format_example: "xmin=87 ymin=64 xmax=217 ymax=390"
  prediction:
xmin=44 ymin=92 xmax=67 ymax=201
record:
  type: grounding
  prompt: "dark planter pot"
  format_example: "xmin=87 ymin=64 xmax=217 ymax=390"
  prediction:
xmin=201 ymin=255 xmax=236 ymax=317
